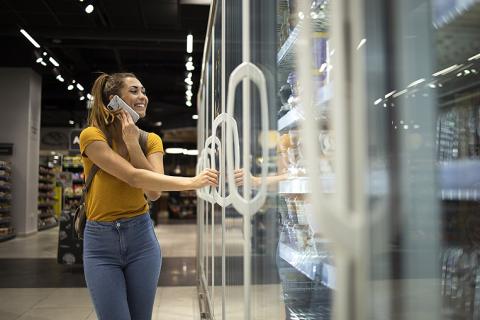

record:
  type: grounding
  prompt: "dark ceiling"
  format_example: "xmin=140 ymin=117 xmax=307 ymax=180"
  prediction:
xmin=0 ymin=0 xmax=209 ymax=135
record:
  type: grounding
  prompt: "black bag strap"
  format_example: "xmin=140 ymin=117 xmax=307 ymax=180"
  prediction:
xmin=80 ymin=132 xmax=113 ymax=202
xmin=138 ymin=129 xmax=149 ymax=155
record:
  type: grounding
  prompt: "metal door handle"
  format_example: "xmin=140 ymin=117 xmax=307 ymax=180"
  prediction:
xmin=226 ymin=62 xmax=269 ymax=217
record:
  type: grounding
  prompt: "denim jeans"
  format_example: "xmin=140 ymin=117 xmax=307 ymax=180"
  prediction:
xmin=84 ymin=213 xmax=162 ymax=320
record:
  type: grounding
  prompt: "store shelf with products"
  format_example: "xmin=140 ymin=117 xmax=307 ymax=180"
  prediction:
xmin=167 ymin=190 xmax=197 ymax=219
xmin=38 ymin=165 xmax=58 ymax=231
xmin=61 ymin=156 xmax=84 ymax=213
xmin=0 ymin=160 xmax=15 ymax=241
xmin=277 ymin=5 xmax=329 ymax=72
xmin=278 ymin=192 xmax=335 ymax=289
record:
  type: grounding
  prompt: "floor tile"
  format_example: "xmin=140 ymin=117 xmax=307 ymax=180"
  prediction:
xmin=17 ymin=307 xmax=92 ymax=320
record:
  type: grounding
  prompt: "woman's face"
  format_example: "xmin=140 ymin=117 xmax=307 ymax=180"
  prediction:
xmin=119 ymin=77 xmax=149 ymax=118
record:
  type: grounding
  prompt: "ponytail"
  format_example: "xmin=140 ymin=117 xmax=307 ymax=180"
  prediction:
xmin=86 ymin=72 xmax=137 ymax=136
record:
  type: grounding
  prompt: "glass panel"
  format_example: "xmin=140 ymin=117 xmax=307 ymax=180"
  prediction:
xmin=223 ymin=2 xmax=245 ymax=318
xmin=433 ymin=1 xmax=480 ymax=319
xmin=276 ymin=0 xmax=334 ymax=319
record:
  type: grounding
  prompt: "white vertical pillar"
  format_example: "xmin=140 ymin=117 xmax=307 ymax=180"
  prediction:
xmin=0 ymin=68 xmax=41 ymax=235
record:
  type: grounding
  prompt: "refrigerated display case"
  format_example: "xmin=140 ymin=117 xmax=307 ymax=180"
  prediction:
xmin=196 ymin=0 xmax=480 ymax=319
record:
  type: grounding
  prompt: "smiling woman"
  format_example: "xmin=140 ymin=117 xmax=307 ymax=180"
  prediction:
xmin=79 ymin=72 xmax=218 ymax=320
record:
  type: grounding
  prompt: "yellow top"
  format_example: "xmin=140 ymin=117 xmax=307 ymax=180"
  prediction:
xmin=79 ymin=126 xmax=164 ymax=221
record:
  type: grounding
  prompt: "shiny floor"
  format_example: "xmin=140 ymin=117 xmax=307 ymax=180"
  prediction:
xmin=0 ymin=222 xmax=202 ymax=320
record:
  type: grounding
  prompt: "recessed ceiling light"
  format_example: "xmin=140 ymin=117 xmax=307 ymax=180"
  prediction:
xmin=69 ymin=120 xmax=75 ymax=125
xmin=154 ymin=121 xmax=162 ymax=126
xmin=192 ymin=115 xmax=198 ymax=120
xmin=186 ymin=34 xmax=193 ymax=53
xmin=85 ymin=5 xmax=94 ymax=14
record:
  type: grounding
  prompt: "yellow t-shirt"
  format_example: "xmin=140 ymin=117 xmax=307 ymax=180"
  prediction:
xmin=79 ymin=126 xmax=164 ymax=221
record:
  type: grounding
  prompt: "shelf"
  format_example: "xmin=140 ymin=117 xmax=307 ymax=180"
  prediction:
xmin=0 ymin=233 xmax=15 ymax=242
xmin=0 ymin=217 xmax=11 ymax=224
xmin=277 ymin=84 xmax=332 ymax=131
xmin=0 ymin=176 xmax=10 ymax=181
xmin=65 ymin=195 xmax=82 ymax=199
xmin=38 ymin=221 xmax=58 ymax=231
xmin=278 ymin=242 xmax=335 ymax=289
xmin=277 ymin=16 xmax=329 ymax=73
xmin=0 ymin=208 xmax=10 ymax=213
xmin=279 ymin=175 xmax=334 ymax=194
xmin=278 ymin=108 xmax=304 ymax=132
xmin=72 ymin=179 xmax=84 ymax=184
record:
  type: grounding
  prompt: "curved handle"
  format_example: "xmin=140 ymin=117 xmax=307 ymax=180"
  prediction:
xmin=226 ymin=62 xmax=269 ymax=217
xmin=200 ymin=136 xmax=220 ymax=204
xmin=196 ymin=149 xmax=209 ymax=201
xmin=210 ymin=113 xmax=241 ymax=207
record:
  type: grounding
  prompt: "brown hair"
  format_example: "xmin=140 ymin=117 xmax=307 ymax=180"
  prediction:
xmin=87 ymin=72 xmax=137 ymax=137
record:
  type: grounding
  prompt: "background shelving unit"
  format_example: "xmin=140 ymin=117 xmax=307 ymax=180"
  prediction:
xmin=0 ymin=160 xmax=15 ymax=241
xmin=38 ymin=165 xmax=58 ymax=231
xmin=62 ymin=156 xmax=84 ymax=213
xmin=167 ymin=190 xmax=197 ymax=219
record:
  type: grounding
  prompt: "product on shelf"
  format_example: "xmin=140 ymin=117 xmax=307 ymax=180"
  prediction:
xmin=37 ymin=165 xmax=58 ymax=231
xmin=0 ymin=160 xmax=15 ymax=241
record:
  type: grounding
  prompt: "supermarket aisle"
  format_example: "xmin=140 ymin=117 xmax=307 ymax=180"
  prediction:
xmin=0 ymin=222 xmax=202 ymax=320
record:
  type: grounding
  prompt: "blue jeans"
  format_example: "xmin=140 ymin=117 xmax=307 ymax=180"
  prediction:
xmin=84 ymin=213 xmax=162 ymax=320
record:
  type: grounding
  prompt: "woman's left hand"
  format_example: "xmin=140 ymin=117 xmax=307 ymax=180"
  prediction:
xmin=234 ymin=169 xmax=259 ymax=187
xmin=118 ymin=110 xmax=140 ymax=147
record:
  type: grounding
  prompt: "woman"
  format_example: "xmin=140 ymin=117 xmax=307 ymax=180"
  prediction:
xmin=79 ymin=72 xmax=218 ymax=320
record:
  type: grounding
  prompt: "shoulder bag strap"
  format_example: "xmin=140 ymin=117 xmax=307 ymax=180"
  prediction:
xmin=80 ymin=132 xmax=113 ymax=201
xmin=138 ymin=129 xmax=149 ymax=155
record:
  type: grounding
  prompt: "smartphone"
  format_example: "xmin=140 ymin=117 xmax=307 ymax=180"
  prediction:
xmin=107 ymin=95 xmax=140 ymax=123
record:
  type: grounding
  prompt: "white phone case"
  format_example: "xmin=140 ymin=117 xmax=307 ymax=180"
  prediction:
xmin=107 ymin=95 xmax=140 ymax=123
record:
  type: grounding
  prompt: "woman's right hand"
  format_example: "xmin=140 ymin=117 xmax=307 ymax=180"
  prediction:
xmin=190 ymin=169 xmax=219 ymax=189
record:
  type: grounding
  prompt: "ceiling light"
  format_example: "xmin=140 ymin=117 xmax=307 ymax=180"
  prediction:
xmin=432 ymin=64 xmax=462 ymax=77
xmin=76 ymin=83 xmax=84 ymax=91
xmin=186 ymin=90 xmax=192 ymax=97
xmin=356 ymin=38 xmax=367 ymax=50
xmin=165 ymin=148 xmax=185 ymax=154
xmin=468 ymin=53 xmax=480 ymax=61
xmin=80 ymin=96 xmax=85 ymax=101
xmin=407 ymin=78 xmax=425 ymax=88
xmin=393 ymin=89 xmax=408 ymax=98
xmin=67 ymin=84 xmax=74 ymax=90
xmin=188 ymin=57 xmax=193 ymax=62
xmin=40 ymin=61 xmax=47 ymax=66
xmin=185 ymin=78 xmax=193 ymax=86
xmin=187 ymin=34 xmax=193 ymax=53
xmin=48 ymin=57 xmax=59 ymax=67
xmin=385 ymin=90 xmax=396 ymax=99
xmin=87 ymin=93 xmax=93 ymax=100
xmin=20 ymin=29 xmax=40 ymax=48
xmin=56 ymin=75 xmax=64 ymax=82
xmin=154 ymin=121 xmax=162 ymax=126
xmin=85 ymin=5 xmax=94 ymax=14
xmin=36 ymin=57 xmax=43 ymax=63
xmin=43 ymin=51 xmax=47 ymax=56
xmin=186 ymin=101 xmax=192 ymax=107
xmin=192 ymin=115 xmax=199 ymax=120
xmin=69 ymin=120 xmax=74 ymax=125
xmin=374 ymin=98 xmax=382 ymax=105
xmin=183 ymin=149 xmax=198 ymax=156
xmin=298 ymin=12 xmax=305 ymax=20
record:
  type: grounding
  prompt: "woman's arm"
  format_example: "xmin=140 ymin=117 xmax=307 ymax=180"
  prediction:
xmin=84 ymin=140 xmax=217 ymax=191
xmin=118 ymin=111 xmax=165 ymax=200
